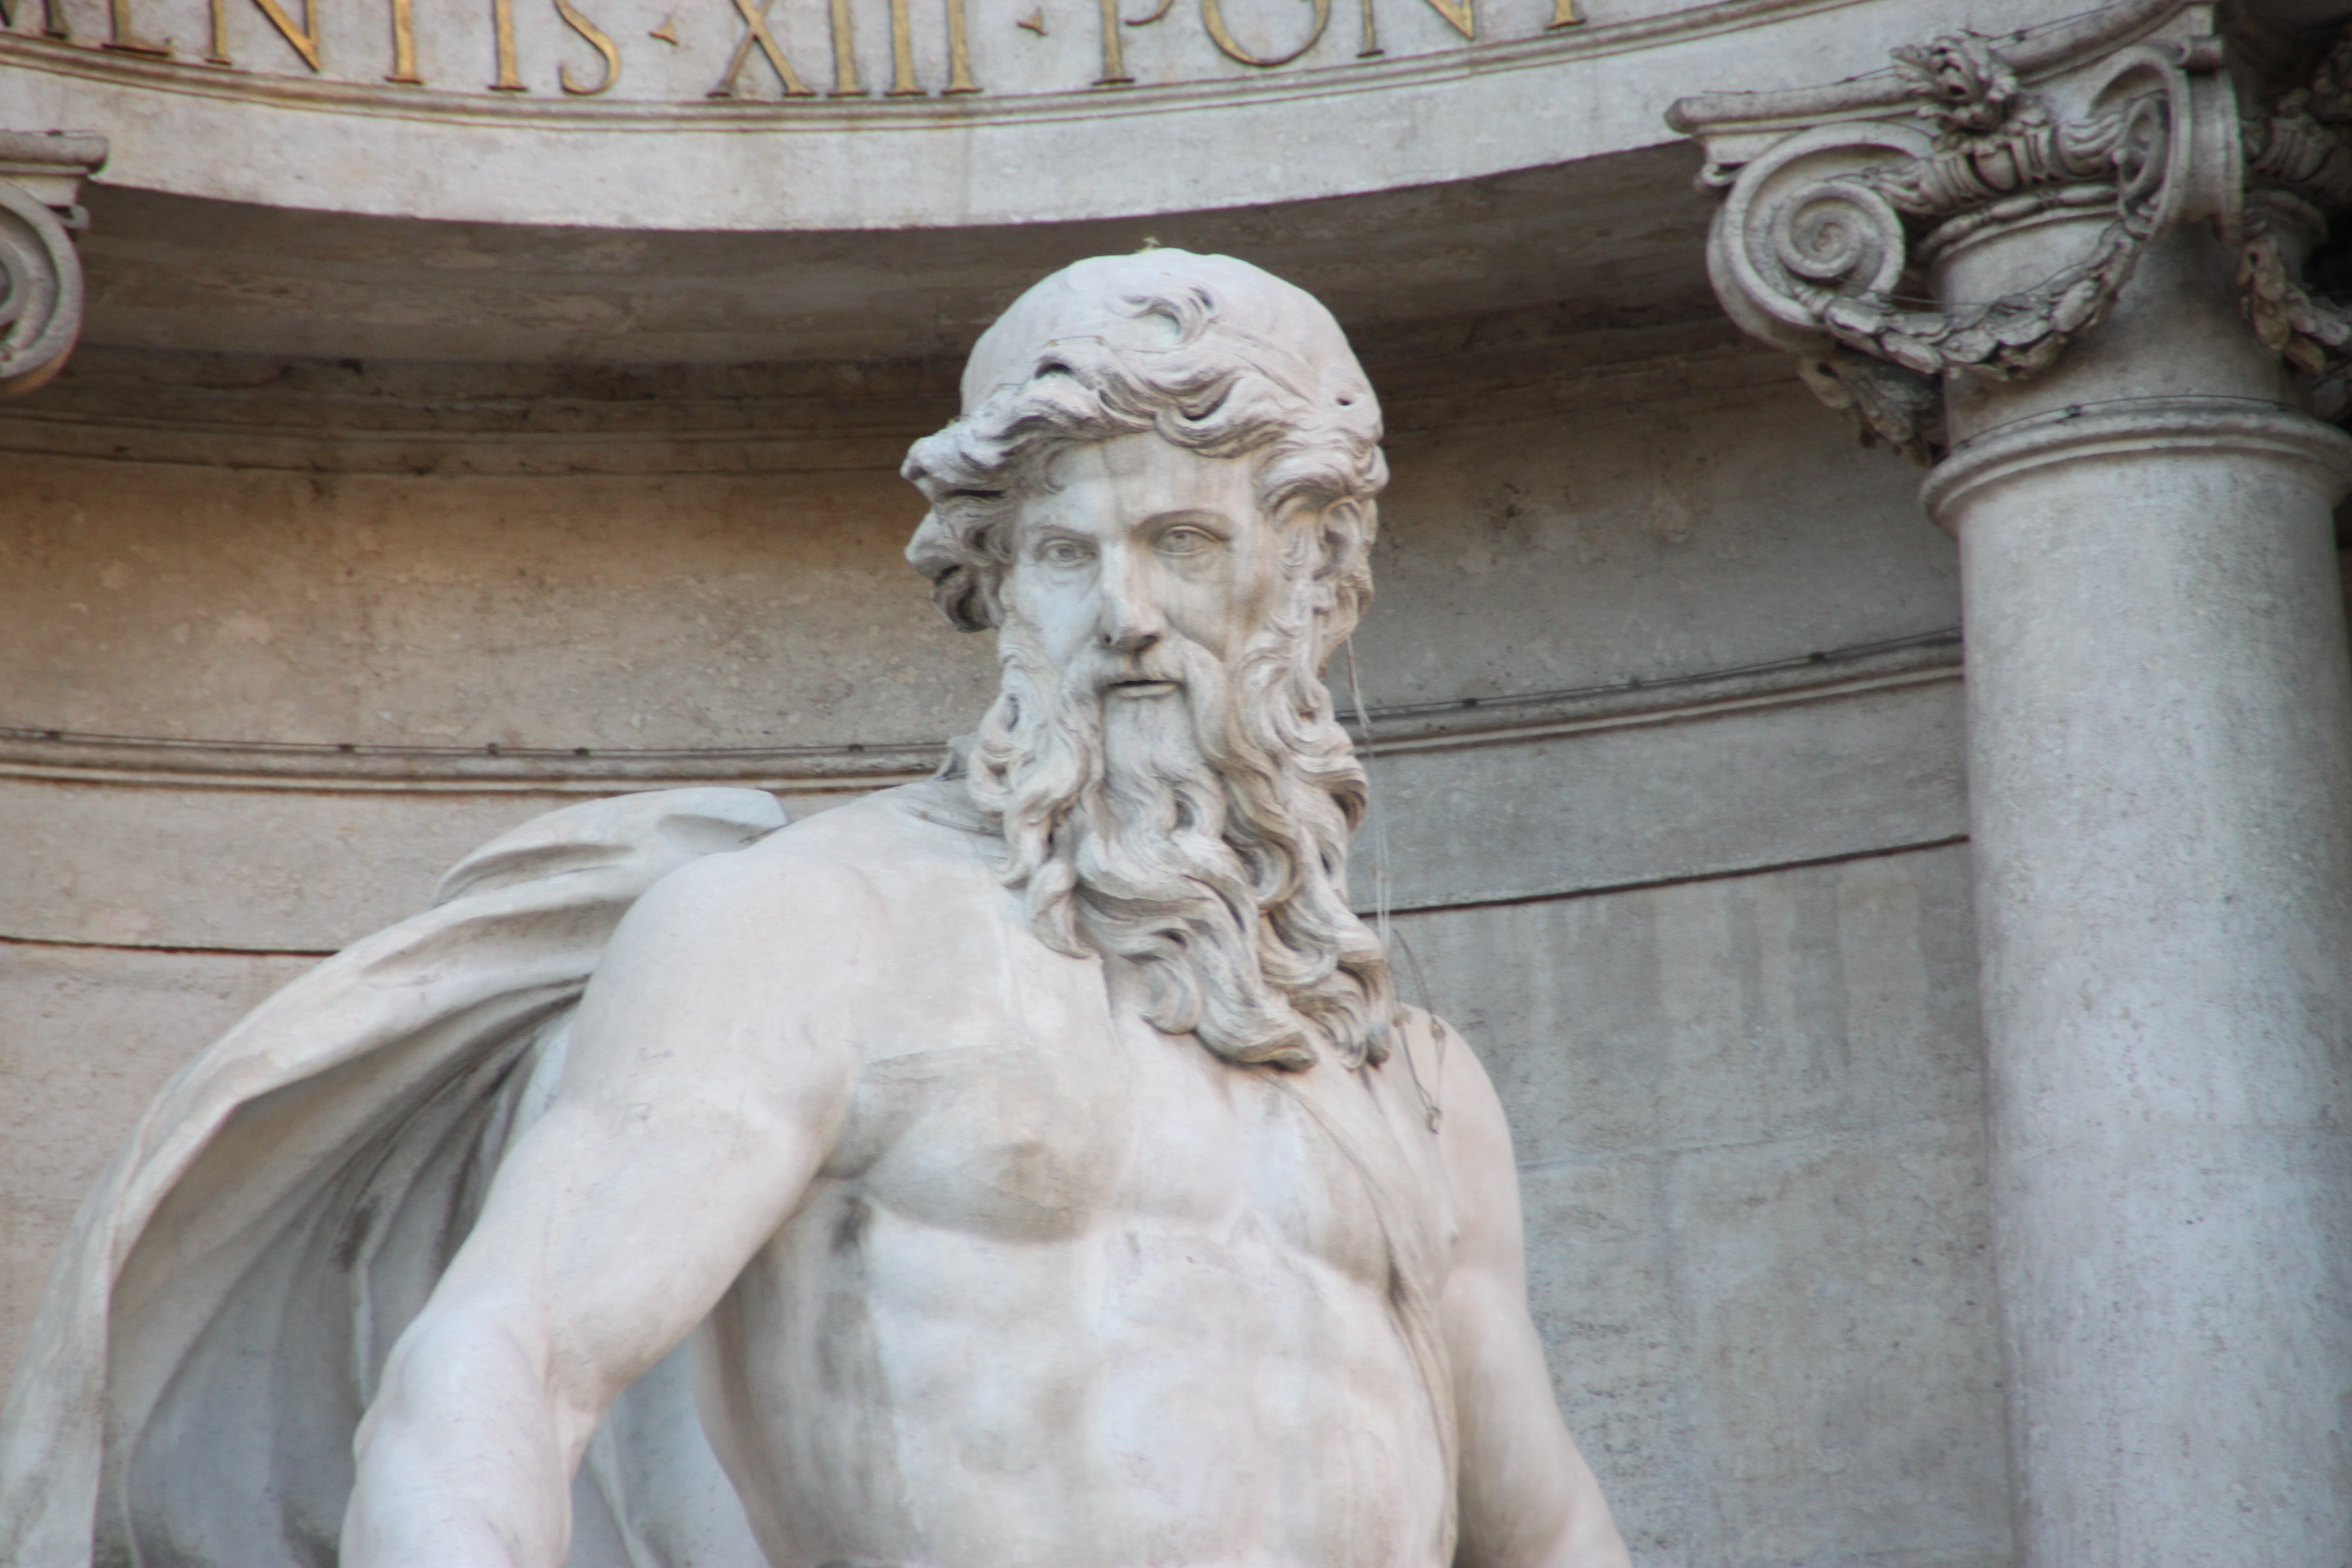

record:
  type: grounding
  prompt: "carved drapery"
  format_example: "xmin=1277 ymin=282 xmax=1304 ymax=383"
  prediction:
xmin=1672 ymin=0 xmax=2352 ymax=461
xmin=0 ymin=132 xmax=105 ymax=399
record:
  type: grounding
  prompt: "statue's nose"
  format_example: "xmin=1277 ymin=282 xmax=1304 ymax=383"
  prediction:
xmin=1096 ymin=564 xmax=1166 ymax=654
xmin=1099 ymin=614 xmax=1163 ymax=655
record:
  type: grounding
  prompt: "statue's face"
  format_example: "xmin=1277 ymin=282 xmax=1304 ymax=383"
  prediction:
xmin=1002 ymin=433 xmax=1288 ymax=696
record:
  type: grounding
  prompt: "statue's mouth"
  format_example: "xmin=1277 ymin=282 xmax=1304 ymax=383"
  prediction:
xmin=1105 ymin=679 xmax=1180 ymax=698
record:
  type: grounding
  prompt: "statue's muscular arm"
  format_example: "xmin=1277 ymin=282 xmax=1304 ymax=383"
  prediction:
xmin=1433 ymin=1020 xmax=1633 ymax=1568
xmin=341 ymin=843 xmax=868 ymax=1568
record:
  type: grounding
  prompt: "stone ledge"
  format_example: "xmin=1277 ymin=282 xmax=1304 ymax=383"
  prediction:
xmin=0 ymin=627 xmax=1960 ymax=789
xmin=0 ymin=321 xmax=1777 ymax=472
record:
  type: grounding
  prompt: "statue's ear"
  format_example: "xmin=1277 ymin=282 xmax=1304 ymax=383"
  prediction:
xmin=1314 ymin=499 xmax=1368 ymax=580
xmin=1301 ymin=497 xmax=1375 ymax=663
xmin=1315 ymin=499 xmax=1377 ymax=612
xmin=930 ymin=564 xmax=998 ymax=633
xmin=916 ymin=512 xmax=1014 ymax=633
xmin=970 ymin=564 xmax=1010 ymax=630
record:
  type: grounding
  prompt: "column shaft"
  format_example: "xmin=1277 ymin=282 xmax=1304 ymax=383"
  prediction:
xmin=1924 ymin=226 xmax=2352 ymax=1568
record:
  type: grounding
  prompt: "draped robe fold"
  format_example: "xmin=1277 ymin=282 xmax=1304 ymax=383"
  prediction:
xmin=0 ymin=787 xmax=788 ymax=1568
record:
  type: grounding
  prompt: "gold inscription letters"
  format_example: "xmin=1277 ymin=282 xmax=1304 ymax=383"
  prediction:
xmin=3 ymin=0 xmax=1581 ymax=96
xmin=944 ymin=0 xmax=975 ymax=92
xmin=708 ymin=0 xmax=815 ymax=96
xmin=0 ymin=0 xmax=70 ymax=39
xmin=555 ymin=0 xmax=620 ymax=91
xmin=205 ymin=0 xmax=322 ymax=69
xmin=1199 ymin=0 xmax=1330 ymax=67
xmin=884 ymin=0 xmax=915 ymax=93
xmin=101 ymin=0 xmax=169 ymax=54
xmin=1093 ymin=0 xmax=1131 ymax=84
xmin=384 ymin=0 xmax=420 ymax=80
xmin=489 ymin=0 xmax=522 ymax=86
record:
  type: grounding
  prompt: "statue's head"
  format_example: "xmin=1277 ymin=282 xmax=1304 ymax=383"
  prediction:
xmin=902 ymin=251 xmax=1396 ymax=1073
xmin=903 ymin=248 xmax=1385 ymax=664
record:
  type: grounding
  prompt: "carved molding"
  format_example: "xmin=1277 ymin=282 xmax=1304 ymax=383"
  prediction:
xmin=0 ymin=131 xmax=105 ymax=399
xmin=1671 ymin=0 xmax=2352 ymax=462
xmin=0 ymin=630 xmax=1961 ymax=791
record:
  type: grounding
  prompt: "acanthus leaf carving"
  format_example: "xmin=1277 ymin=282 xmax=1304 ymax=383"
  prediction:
xmin=1793 ymin=346 xmax=1947 ymax=466
xmin=1680 ymin=4 xmax=2244 ymax=464
xmin=2232 ymin=27 xmax=2352 ymax=420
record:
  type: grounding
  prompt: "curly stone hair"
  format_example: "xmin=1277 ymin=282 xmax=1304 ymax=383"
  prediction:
xmin=902 ymin=258 xmax=1386 ymax=663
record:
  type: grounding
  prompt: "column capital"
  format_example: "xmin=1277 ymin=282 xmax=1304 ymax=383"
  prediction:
xmin=1669 ymin=0 xmax=2352 ymax=463
xmin=0 ymin=131 xmax=106 ymax=399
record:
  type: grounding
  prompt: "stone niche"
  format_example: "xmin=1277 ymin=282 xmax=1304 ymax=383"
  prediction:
xmin=0 ymin=0 xmax=2023 ymax=1560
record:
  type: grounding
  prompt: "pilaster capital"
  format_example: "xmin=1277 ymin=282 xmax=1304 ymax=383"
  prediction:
xmin=1669 ymin=0 xmax=2352 ymax=462
xmin=0 ymin=131 xmax=106 ymax=399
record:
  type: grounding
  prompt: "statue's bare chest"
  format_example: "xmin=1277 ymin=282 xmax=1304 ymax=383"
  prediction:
xmin=799 ymin=941 xmax=1398 ymax=1287
xmin=702 ymin=893 xmax=1456 ymax=1568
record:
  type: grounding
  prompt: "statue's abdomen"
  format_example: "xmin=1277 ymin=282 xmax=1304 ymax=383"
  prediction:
xmin=698 ymin=1016 xmax=1451 ymax=1568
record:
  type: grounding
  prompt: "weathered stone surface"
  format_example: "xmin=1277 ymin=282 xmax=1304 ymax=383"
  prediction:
xmin=0 ymin=0 xmax=2059 ymax=233
xmin=0 ymin=354 xmax=1952 ymax=748
xmin=44 ymin=0 xmax=2341 ymax=1557
xmin=0 ymin=943 xmax=318 ymax=1372
xmin=1408 ymin=844 xmax=2008 ymax=1568
xmin=4 ymin=250 xmax=1640 ymax=1568
xmin=1681 ymin=8 xmax=2352 ymax=1560
xmin=0 ymin=251 xmax=1981 ymax=1562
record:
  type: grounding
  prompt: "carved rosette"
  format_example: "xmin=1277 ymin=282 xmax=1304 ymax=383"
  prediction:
xmin=0 ymin=132 xmax=107 ymax=399
xmin=1673 ymin=0 xmax=2352 ymax=463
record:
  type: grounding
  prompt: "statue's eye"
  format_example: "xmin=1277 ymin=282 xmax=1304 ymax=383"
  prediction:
xmin=1038 ymin=538 xmax=1093 ymax=567
xmin=1160 ymin=527 xmax=1217 ymax=556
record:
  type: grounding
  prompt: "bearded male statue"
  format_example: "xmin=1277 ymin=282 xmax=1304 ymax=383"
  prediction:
xmin=0 ymin=250 xmax=1628 ymax=1568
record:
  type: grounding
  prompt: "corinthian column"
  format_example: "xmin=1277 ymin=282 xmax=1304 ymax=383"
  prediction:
xmin=1676 ymin=6 xmax=2352 ymax=1563
xmin=0 ymin=131 xmax=105 ymax=397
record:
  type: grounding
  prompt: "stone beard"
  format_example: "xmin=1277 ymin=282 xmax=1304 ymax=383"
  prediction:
xmin=0 ymin=248 xmax=1634 ymax=1568
xmin=903 ymin=271 xmax=1399 ymax=1074
xmin=965 ymin=523 xmax=1396 ymax=1072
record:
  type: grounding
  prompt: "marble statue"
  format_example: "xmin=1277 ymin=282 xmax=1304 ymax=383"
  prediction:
xmin=0 ymin=249 xmax=1628 ymax=1568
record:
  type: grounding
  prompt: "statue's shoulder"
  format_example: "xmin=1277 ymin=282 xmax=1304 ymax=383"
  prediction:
xmin=1390 ymin=1004 xmax=1496 ymax=1098
xmin=750 ymin=779 xmax=992 ymax=875
xmin=637 ymin=778 xmax=998 ymax=931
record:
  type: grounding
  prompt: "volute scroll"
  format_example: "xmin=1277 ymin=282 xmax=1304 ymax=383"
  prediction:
xmin=1694 ymin=26 xmax=2220 ymax=462
xmin=0 ymin=131 xmax=106 ymax=400
xmin=1675 ymin=2 xmax=2352 ymax=465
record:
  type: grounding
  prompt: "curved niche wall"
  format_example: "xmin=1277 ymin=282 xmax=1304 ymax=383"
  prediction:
xmin=0 ymin=0 xmax=2022 ymax=1560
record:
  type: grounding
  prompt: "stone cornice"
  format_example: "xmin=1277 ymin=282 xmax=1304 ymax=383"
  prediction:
xmin=0 ymin=318 xmax=1768 ymax=474
xmin=0 ymin=0 xmax=2072 ymax=233
xmin=0 ymin=630 xmax=1960 ymax=792
xmin=1667 ymin=0 xmax=2186 ymax=167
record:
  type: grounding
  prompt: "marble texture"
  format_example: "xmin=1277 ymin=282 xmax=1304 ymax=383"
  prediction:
xmin=0 ymin=310 xmax=1987 ymax=1568
xmin=2 ymin=252 xmax=1629 ymax=1568
xmin=0 ymin=131 xmax=103 ymax=396
xmin=0 ymin=0 xmax=2066 ymax=234
xmin=1682 ymin=7 xmax=2352 ymax=1562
